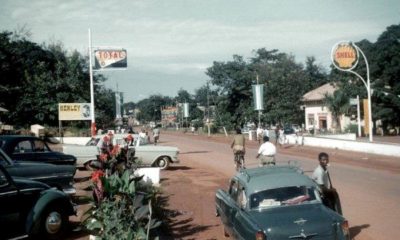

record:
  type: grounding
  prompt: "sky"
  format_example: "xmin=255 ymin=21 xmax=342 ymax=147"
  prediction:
xmin=1 ymin=0 xmax=399 ymax=103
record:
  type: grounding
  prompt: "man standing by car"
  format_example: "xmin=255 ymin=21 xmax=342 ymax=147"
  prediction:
xmin=312 ymin=152 xmax=342 ymax=213
xmin=256 ymin=136 xmax=276 ymax=166
xmin=312 ymin=152 xmax=331 ymax=190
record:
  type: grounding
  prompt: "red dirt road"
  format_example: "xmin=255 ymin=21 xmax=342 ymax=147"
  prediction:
xmin=159 ymin=131 xmax=400 ymax=240
xmin=67 ymin=131 xmax=400 ymax=240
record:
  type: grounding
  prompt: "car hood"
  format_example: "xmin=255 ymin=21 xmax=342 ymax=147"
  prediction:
xmin=249 ymin=203 xmax=344 ymax=239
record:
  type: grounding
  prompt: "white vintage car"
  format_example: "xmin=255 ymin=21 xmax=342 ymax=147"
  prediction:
xmin=62 ymin=134 xmax=179 ymax=170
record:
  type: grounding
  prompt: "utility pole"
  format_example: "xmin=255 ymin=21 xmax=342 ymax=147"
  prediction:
xmin=207 ymin=81 xmax=210 ymax=137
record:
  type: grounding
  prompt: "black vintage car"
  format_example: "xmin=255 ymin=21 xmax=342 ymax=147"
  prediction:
xmin=0 ymin=135 xmax=77 ymax=165
xmin=0 ymin=148 xmax=76 ymax=195
xmin=0 ymin=164 xmax=75 ymax=239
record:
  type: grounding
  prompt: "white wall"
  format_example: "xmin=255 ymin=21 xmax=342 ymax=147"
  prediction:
xmin=56 ymin=137 xmax=91 ymax=145
xmin=302 ymin=136 xmax=400 ymax=157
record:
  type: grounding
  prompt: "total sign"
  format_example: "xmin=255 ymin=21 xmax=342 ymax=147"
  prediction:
xmin=94 ymin=49 xmax=127 ymax=69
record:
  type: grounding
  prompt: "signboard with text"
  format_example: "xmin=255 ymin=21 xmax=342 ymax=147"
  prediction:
xmin=94 ymin=49 xmax=127 ymax=70
xmin=58 ymin=103 xmax=91 ymax=121
xmin=331 ymin=41 xmax=359 ymax=71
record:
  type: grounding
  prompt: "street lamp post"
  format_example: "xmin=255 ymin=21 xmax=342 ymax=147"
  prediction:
xmin=331 ymin=41 xmax=373 ymax=142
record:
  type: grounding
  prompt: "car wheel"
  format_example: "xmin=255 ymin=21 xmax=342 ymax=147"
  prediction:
xmin=156 ymin=157 xmax=170 ymax=170
xmin=31 ymin=204 xmax=68 ymax=240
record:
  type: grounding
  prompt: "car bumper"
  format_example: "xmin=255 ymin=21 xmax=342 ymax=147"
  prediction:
xmin=63 ymin=187 xmax=76 ymax=195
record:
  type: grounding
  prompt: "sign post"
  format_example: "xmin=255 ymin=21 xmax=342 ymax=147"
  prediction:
xmin=88 ymin=29 xmax=96 ymax=136
xmin=331 ymin=41 xmax=373 ymax=142
xmin=349 ymin=96 xmax=361 ymax=137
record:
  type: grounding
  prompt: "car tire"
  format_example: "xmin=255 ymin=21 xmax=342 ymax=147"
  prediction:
xmin=156 ymin=156 xmax=170 ymax=170
xmin=30 ymin=204 xmax=68 ymax=240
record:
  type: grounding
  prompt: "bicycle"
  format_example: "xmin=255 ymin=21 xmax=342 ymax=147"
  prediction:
xmin=234 ymin=151 xmax=245 ymax=171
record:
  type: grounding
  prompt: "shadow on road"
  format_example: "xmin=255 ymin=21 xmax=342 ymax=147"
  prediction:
xmin=180 ymin=150 xmax=210 ymax=154
xmin=166 ymin=166 xmax=192 ymax=171
xmin=349 ymin=224 xmax=370 ymax=239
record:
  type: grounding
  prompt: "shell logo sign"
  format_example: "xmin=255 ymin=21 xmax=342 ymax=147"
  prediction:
xmin=331 ymin=41 xmax=359 ymax=71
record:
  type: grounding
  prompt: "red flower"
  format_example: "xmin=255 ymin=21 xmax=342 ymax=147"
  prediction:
xmin=110 ymin=144 xmax=120 ymax=157
xmin=99 ymin=153 xmax=109 ymax=162
xmin=91 ymin=170 xmax=104 ymax=183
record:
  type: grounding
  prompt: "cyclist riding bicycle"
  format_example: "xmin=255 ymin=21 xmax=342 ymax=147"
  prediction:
xmin=231 ymin=128 xmax=246 ymax=170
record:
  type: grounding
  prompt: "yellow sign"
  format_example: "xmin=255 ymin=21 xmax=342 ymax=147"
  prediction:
xmin=331 ymin=42 xmax=358 ymax=70
xmin=363 ymin=99 xmax=369 ymax=135
xmin=58 ymin=103 xmax=91 ymax=121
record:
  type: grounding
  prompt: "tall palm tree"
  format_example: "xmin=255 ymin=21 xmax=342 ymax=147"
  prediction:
xmin=324 ymin=90 xmax=350 ymax=132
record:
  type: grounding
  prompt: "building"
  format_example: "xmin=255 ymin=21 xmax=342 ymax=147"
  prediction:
xmin=302 ymin=83 xmax=350 ymax=132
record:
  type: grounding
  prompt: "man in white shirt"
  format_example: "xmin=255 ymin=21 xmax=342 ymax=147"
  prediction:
xmin=312 ymin=152 xmax=331 ymax=190
xmin=256 ymin=136 xmax=276 ymax=166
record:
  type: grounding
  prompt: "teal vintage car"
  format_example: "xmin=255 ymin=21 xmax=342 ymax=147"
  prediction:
xmin=215 ymin=165 xmax=350 ymax=240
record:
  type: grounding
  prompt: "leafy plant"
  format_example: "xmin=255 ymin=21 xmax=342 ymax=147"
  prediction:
xmin=86 ymin=170 xmax=161 ymax=240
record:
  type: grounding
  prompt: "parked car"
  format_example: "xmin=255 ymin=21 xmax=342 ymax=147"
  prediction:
xmin=62 ymin=137 xmax=100 ymax=170
xmin=215 ymin=165 xmax=350 ymax=240
xmin=0 ymin=164 xmax=75 ymax=239
xmin=0 ymin=135 xmax=77 ymax=165
xmin=0 ymin=148 xmax=76 ymax=195
xmin=63 ymin=134 xmax=179 ymax=170
xmin=132 ymin=136 xmax=180 ymax=170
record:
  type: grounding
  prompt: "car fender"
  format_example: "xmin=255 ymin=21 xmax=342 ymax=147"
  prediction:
xmin=152 ymin=155 xmax=171 ymax=165
xmin=25 ymin=189 xmax=75 ymax=233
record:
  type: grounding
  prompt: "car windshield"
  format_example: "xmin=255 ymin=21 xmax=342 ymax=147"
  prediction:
xmin=250 ymin=186 xmax=319 ymax=209
xmin=86 ymin=138 xmax=100 ymax=146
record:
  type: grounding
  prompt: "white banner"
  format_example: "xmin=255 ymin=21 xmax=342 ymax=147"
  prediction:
xmin=252 ymin=84 xmax=264 ymax=110
xmin=183 ymin=103 xmax=189 ymax=118
xmin=58 ymin=103 xmax=91 ymax=121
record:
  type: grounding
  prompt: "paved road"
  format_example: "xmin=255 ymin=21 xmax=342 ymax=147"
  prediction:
xmin=161 ymin=131 xmax=400 ymax=240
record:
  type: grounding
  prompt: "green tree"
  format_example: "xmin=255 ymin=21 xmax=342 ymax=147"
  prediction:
xmin=324 ymin=89 xmax=350 ymax=131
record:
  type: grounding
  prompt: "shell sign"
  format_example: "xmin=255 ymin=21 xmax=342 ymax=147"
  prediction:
xmin=331 ymin=41 xmax=359 ymax=71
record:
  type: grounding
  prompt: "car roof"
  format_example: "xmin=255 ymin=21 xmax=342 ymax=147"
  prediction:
xmin=235 ymin=166 xmax=317 ymax=194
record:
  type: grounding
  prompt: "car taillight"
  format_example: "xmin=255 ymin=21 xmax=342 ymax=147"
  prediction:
xmin=255 ymin=231 xmax=266 ymax=240
xmin=342 ymin=220 xmax=350 ymax=237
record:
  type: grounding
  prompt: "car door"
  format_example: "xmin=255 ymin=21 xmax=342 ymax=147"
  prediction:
xmin=32 ymin=139 xmax=59 ymax=164
xmin=10 ymin=139 xmax=36 ymax=162
xmin=0 ymin=166 xmax=20 ymax=226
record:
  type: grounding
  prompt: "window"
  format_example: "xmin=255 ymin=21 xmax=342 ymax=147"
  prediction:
xmin=14 ymin=140 xmax=33 ymax=153
xmin=250 ymin=186 xmax=319 ymax=209
xmin=33 ymin=140 xmax=49 ymax=152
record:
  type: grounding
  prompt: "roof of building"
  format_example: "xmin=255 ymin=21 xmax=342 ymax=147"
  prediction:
xmin=302 ymin=83 xmax=337 ymax=101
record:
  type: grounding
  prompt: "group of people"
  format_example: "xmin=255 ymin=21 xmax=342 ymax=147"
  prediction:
xmin=231 ymin=127 xmax=277 ymax=168
xmin=138 ymin=126 xmax=160 ymax=145
xmin=230 ymin=127 xmax=333 ymax=196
